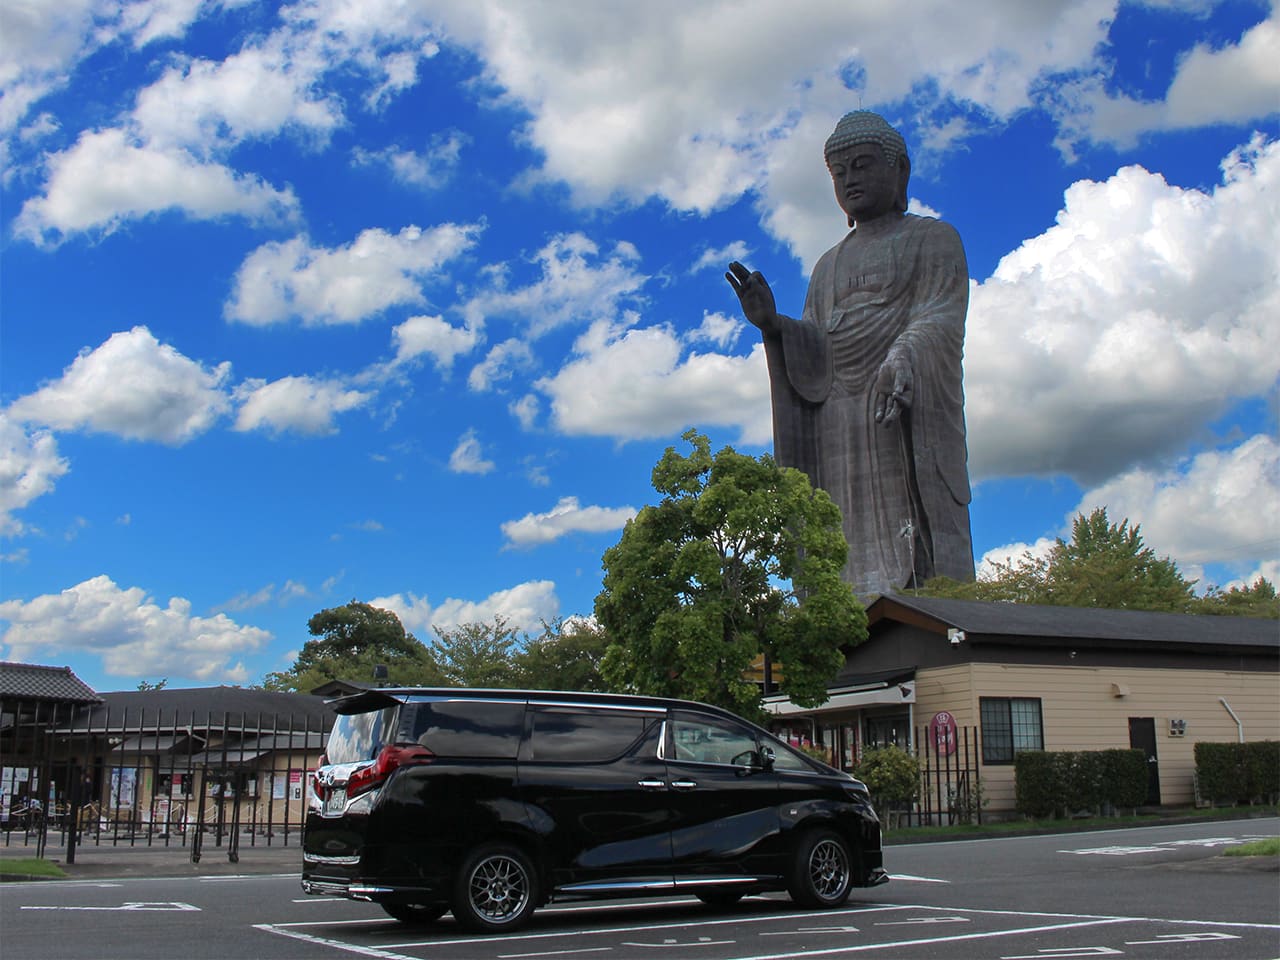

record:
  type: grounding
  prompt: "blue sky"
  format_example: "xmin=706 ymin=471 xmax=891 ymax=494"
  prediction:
xmin=2 ymin=0 xmax=1277 ymax=692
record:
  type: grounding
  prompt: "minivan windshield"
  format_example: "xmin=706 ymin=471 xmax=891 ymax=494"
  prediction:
xmin=325 ymin=705 xmax=398 ymax=763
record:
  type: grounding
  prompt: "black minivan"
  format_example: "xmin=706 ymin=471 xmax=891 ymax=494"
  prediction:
xmin=302 ymin=688 xmax=887 ymax=931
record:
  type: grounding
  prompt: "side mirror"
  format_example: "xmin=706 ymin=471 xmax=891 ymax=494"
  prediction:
xmin=759 ymin=745 xmax=775 ymax=772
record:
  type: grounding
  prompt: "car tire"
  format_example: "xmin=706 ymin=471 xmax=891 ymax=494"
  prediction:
xmin=451 ymin=842 xmax=538 ymax=932
xmin=787 ymin=828 xmax=852 ymax=908
xmin=381 ymin=902 xmax=448 ymax=925
xmin=695 ymin=890 xmax=746 ymax=907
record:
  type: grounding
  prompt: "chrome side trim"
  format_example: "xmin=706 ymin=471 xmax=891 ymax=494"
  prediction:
xmin=672 ymin=876 xmax=771 ymax=889
xmin=532 ymin=700 xmax=667 ymax=714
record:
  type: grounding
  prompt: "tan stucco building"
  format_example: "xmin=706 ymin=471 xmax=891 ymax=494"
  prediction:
xmin=766 ymin=596 xmax=1279 ymax=814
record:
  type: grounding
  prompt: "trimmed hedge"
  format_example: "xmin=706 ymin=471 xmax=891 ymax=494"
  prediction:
xmin=1014 ymin=751 xmax=1059 ymax=818
xmin=1015 ymin=748 xmax=1148 ymax=818
xmin=1195 ymin=740 xmax=1280 ymax=805
xmin=853 ymin=745 xmax=921 ymax=809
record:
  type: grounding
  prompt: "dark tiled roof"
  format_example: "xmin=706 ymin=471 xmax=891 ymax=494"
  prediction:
xmin=309 ymin=679 xmax=373 ymax=697
xmin=0 ymin=662 xmax=101 ymax=703
xmin=73 ymin=686 xmax=334 ymax=729
xmin=872 ymin=594 xmax=1280 ymax=649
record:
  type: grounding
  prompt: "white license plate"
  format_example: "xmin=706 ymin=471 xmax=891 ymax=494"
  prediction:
xmin=323 ymin=789 xmax=347 ymax=817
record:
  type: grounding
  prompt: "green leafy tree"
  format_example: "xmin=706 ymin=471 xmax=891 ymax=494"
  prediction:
xmin=1194 ymin=577 xmax=1280 ymax=618
xmin=918 ymin=508 xmax=1199 ymax=612
xmin=261 ymin=600 xmax=443 ymax=692
xmin=595 ymin=430 xmax=865 ymax=721
xmin=1046 ymin=509 xmax=1195 ymax=610
xmin=301 ymin=601 xmax=423 ymax=663
xmin=136 ymin=678 xmax=168 ymax=691
xmin=513 ymin=617 xmax=612 ymax=691
xmin=430 ymin=616 xmax=522 ymax=688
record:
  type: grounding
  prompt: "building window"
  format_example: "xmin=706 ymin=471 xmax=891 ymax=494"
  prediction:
xmin=980 ymin=697 xmax=1043 ymax=764
xmin=864 ymin=712 xmax=910 ymax=751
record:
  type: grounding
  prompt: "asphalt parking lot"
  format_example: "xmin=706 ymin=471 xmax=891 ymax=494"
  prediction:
xmin=2 ymin=818 xmax=1277 ymax=960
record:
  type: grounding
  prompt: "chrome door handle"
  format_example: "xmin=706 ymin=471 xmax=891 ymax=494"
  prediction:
xmin=637 ymin=779 xmax=666 ymax=790
xmin=670 ymin=780 xmax=697 ymax=791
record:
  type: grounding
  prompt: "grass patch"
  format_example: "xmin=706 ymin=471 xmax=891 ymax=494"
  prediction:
xmin=0 ymin=858 xmax=67 ymax=879
xmin=1223 ymin=837 xmax=1280 ymax=857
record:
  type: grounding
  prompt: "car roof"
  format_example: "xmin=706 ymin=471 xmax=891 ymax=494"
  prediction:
xmin=327 ymin=687 xmax=748 ymax=723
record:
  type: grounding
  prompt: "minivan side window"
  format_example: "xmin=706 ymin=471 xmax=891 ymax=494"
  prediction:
xmin=670 ymin=711 xmax=759 ymax=766
xmin=526 ymin=707 xmax=659 ymax=762
xmin=407 ymin=699 xmax=525 ymax=760
xmin=757 ymin=732 xmax=817 ymax=772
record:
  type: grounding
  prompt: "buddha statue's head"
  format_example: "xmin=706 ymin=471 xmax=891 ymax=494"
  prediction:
xmin=824 ymin=111 xmax=911 ymax=225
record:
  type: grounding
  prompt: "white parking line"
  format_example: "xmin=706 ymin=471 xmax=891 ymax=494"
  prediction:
xmin=373 ymin=905 xmax=918 ymax=949
xmin=735 ymin=917 xmax=1133 ymax=959
xmin=257 ymin=901 xmax=1280 ymax=959
xmin=253 ymin=923 xmax=423 ymax=960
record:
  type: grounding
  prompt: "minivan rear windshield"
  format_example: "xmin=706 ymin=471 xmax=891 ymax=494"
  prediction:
xmin=325 ymin=705 xmax=398 ymax=764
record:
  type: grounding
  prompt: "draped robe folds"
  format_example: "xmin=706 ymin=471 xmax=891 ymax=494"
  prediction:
xmin=761 ymin=213 xmax=974 ymax=596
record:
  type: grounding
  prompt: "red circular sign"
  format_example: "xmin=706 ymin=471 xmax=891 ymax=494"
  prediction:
xmin=929 ymin=711 xmax=958 ymax=757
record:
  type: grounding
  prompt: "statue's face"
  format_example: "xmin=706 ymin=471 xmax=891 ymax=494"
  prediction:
xmin=828 ymin=143 xmax=899 ymax=223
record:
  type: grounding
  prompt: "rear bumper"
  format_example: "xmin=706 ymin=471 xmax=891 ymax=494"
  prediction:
xmin=302 ymin=849 xmax=449 ymax=906
xmin=301 ymin=877 xmax=449 ymax=905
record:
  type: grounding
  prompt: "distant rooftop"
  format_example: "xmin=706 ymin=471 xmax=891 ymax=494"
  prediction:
xmin=872 ymin=594 xmax=1280 ymax=650
xmin=0 ymin=662 xmax=101 ymax=703
xmin=80 ymin=685 xmax=334 ymax=727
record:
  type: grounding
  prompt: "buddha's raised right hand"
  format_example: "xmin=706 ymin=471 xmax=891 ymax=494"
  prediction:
xmin=725 ymin=261 xmax=780 ymax=336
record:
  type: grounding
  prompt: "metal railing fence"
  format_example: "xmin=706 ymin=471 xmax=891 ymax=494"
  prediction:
xmin=1 ymin=699 xmax=330 ymax=863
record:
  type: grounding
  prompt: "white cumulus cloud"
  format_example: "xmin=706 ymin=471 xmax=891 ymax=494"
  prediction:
xmin=463 ymin=233 xmax=646 ymax=338
xmin=536 ymin=319 xmax=772 ymax=445
xmin=448 ymin=428 xmax=494 ymax=475
xmin=352 ymin=132 xmax=467 ymax=189
xmin=225 ymin=223 xmax=481 ymax=326
xmin=501 ymin=495 xmax=637 ymax=549
xmin=469 ymin=339 xmax=534 ymax=392
xmin=419 ymin=0 xmax=1120 ymax=226
xmin=1072 ymin=434 xmax=1280 ymax=586
xmin=233 ymin=375 xmax=372 ymax=435
xmin=7 ymin=326 xmax=231 ymax=444
xmin=965 ymin=135 xmax=1280 ymax=484
xmin=131 ymin=39 xmax=344 ymax=151
xmin=0 ymin=574 xmax=268 ymax=683
xmin=370 ymin=580 xmax=560 ymax=635
xmin=0 ymin=414 xmax=69 ymax=536
xmin=391 ymin=314 xmax=481 ymax=370
xmin=1054 ymin=9 xmax=1280 ymax=153
xmin=14 ymin=128 xmax=299 ymax=245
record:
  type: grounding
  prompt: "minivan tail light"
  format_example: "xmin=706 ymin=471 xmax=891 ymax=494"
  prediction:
xmin=345 ymin=743 xmax=435 ymax=799
xmin=310 ymin=753 xmax=329 ymax=801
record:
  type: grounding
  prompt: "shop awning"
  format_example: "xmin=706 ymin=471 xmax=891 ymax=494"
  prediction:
xmin=764 ymin=668 xmax=916 ymax=717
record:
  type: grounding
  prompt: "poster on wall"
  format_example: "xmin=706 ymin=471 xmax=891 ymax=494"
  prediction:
xmin=272 ymin=774 xmax=286 ymax=800
xmin=110 ymin=768 xmax=137 ymax=808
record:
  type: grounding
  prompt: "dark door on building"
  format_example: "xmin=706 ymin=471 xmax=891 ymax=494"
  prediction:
xmin=1128 ymin=717 xmax=1161 ymax=805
